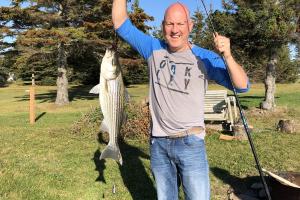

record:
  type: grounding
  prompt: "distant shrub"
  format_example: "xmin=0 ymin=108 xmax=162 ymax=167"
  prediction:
xmin=0 ymin=75 xmax=6 ymax=87
xmin=70 ymin=102 xmax=150 ymax=140
xmin=40 ymin=77 xmax=57 ymax=86
xmin=14 ymin=79 xmax=24 ymax=86
xmin=121 ymin=102 xmax=150 ymax=140
xmin=71 ymin=106 xmax=102 ymax=137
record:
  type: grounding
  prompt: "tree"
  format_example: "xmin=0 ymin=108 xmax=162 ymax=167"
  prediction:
xmin=211 ymin=0 xmax=298 ymax=110
xmin=191 ymin=9 xmax=207 ymax=47
xmin=0 ymin=55 xmax=6 ymax=86
xmin=0 ymin=0 xmax=113 ymax=105
xmin=19 ymin=0 xmax=107 ymax=106
xmin=0 ymin=33 xmax=5 ymax=86
xmin=1 ymin=0 xmax=154 ymax=93
xmin=276 ymin=45 xmax=299 ymax=83
xmin=0 ymin=3 xmax=19 ymax=86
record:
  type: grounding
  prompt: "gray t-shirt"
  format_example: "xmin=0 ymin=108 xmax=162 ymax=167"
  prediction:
xmin=148 ymin=48 xmax=208 ymax=137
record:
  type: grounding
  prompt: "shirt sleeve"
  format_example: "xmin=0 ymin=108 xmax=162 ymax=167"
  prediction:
xmin=192 ymin=46 xmax=250 ymax=93
xmin=116 ymin=18 xmax=156 ymax=60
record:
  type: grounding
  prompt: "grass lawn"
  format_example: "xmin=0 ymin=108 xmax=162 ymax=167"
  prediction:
xmin=0 ymin=83 xmax=299 ymax=200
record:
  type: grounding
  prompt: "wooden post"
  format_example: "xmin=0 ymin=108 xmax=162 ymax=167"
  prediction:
xmin=29 ymin=74 xmax=35 ymax=124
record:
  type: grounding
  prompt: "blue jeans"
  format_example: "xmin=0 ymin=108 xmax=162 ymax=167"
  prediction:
xmin=150 ymin=135 xmax=210 ymax=200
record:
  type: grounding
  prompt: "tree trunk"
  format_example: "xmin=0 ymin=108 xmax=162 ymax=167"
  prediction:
xmin=55 ymin=42 xmax=69 ymax=106
xmin=260 ymin=50 xmax=277 ymax=110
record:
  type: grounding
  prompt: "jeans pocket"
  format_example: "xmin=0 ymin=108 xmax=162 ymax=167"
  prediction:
xmin=181 ymin=135 xmax=204 ymax=147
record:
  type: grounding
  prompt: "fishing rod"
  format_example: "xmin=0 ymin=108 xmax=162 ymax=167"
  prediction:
xmin=197 ymin=0 xmax=272 ymax=199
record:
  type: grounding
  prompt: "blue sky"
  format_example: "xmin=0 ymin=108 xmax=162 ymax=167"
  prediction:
xmin=138 ymin=0 xmax=223 ymax=27
xmin=1 ymin=0 xmax=10 ymax=6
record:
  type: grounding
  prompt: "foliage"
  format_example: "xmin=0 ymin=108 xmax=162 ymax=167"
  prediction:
xmin=67 ymin=45 xmax=100 ymax=85
xmin=122 ymin=62 xmax=149 ymax=85
xmin=122 ymin=101 xmax=150 ymax=139
xmin=0 ymin=0 xmax=153 ymax=86
xmin=40 ymin=76 xmax=56 ymax=86
xmin=276 ymin=45 xmax=299 ymax=83
xmin=71 ymin=106 xmax=102 ymax=137
xmin=0 ymin=51 xmax=19 ymax=86
xmin=203 ymin=0 xmax=299 ymax=83
xmin=0 ymin=56 xmax=7 ymax=86
xmin=191 ymin=10 xmax=207 ymax=47
xmin=152 ymin=26 xmax=164 ymax=40
xmin=129 ymin=0 xmax=154 ymax=33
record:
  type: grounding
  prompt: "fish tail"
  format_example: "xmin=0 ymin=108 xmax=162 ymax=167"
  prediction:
xmin=100 ymin=144 xmax=123 ymax=165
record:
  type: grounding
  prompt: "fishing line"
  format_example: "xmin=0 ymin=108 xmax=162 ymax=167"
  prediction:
xmin=196 ymin=0 xmax=272 ymax=199
xmin=112 ymin=30 xmax=119 ymax=53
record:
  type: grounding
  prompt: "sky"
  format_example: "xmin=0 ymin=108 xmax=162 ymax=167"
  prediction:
xmin=0 ymin=0 xmax=10 ymax=7
xmin=137 ymin=0 xmax=223 ymax=28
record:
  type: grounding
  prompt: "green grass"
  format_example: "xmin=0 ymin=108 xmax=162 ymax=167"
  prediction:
xmin=0 ymin=83 xmax=299 ymax=200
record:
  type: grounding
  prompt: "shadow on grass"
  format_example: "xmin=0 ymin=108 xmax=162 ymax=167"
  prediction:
xmin=210 ymin=167 xmax=268 ymax=195
xmin=35 ymin=112 xmax=46 ymax=122
xmin=238 ymin=96 xmax=265 ymax=99
xmin=237 ymin=95 xmax=281 ymax=110
xmin=93 ymin=149 xmax=107 ymax=183
xmin=93 ymin=133 xmax=156 ymax=199
xmin=15 ymin=85 xmax=98 ymax=103
xmin=235 ymin=96 xmax=265 ymax=110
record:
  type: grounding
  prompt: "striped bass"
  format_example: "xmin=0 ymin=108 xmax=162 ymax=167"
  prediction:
xmin=90 ymin=48 xmax=127 ymax=165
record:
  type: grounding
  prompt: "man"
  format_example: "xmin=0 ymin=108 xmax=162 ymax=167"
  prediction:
xmin=112 ymin=1 xmax=249 ymax=200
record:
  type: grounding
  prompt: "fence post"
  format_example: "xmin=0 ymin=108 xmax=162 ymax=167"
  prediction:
xmin=29 ymin=74 xmax=35 ymax=124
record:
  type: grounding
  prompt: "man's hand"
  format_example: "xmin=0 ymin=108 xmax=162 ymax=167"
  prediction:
xmin=213 ymin=32 xmax=248 ymax=89
xmin=213 ymin=32 xmax=232 ymax=59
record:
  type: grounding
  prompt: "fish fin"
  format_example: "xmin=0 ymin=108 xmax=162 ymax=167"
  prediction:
xmin=100 ymin=144 xmax=123 ymax=165
xmin=89 ymin=84 xmax=101 ymax=94
xmin=100 ymin=120 xmax=109 ymax=133
xmin=125 ymin=89 xmax=130 ymax=102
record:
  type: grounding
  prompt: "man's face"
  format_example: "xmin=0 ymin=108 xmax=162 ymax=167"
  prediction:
xmin=163 ymin=8 xmax=193 ymax=52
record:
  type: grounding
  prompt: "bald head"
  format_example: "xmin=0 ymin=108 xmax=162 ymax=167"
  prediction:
xmin=162 ymin=2 xmax=193 ymax=52
xmin=164 ymin=3 xmax=191 ymax=22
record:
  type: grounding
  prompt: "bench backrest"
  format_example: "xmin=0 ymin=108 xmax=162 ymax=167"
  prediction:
xmin=204 ymin=90 xmax=228 ymax=113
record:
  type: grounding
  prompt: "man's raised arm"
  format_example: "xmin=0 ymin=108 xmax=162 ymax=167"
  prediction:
xmin=112 ymin=0 xmax=128 ymax=29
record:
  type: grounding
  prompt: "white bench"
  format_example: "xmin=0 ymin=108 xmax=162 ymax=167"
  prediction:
xmin=204 ymin=90 xmax=238 ymax=129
